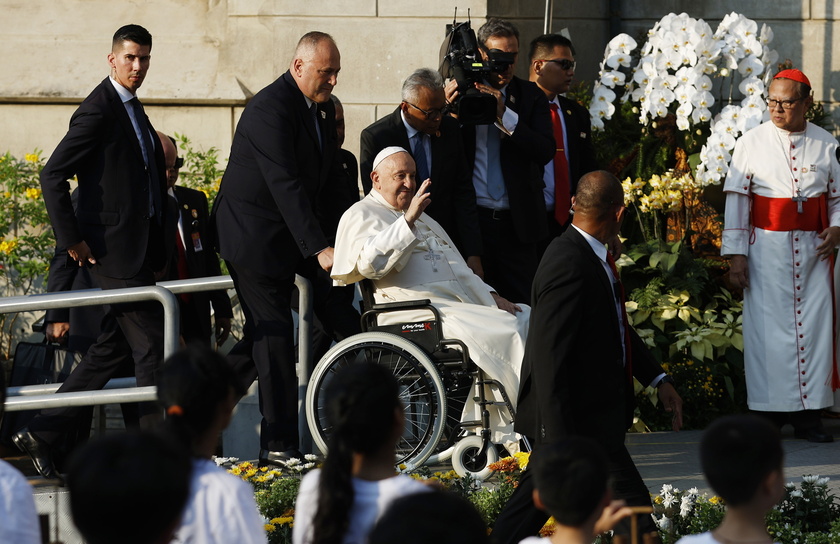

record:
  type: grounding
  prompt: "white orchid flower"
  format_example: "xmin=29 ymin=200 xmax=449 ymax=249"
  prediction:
xmin=600 ymin=70 xmax=626 ymax=87
xmin=692 ymin=106 xmax=712 ymax=123
xmin=738 ymin=55 xmax=764 ymax=77
xmin=608 ymin=33 xmax=638 ymax=54
xmin=760 ymin=23 xmax=774 ymax=45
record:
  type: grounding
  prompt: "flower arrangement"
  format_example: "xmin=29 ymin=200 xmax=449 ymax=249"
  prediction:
xmin=590 ymin=12 xmax=777 ymax=188
xmin=620 ymin=240 xmax=746 ymax=430
xmin=225 ymin=455 xmax=319 ymax=544
xmin=652 ymin=477 xmax=840 ymax=544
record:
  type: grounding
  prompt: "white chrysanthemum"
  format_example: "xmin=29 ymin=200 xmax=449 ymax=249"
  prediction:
xmin=803 ymin=475 xmax=820 ymax=484
xmin=680 ymin=495 xmax=693 ymax=517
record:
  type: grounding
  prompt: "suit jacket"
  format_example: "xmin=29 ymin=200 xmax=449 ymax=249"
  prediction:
xmin=212 ymin=70 xmax=343 ymax=277
xmin=462 ymin=76 xmax=555 ymax=244
xmin=359 ymin=108 xmax=482 ymax=257
xmin=170 ymin=185 xmax=233 ymax=340
xmin=40 ymin=77 xmax=170 ymax=279
xmin=515 ymin=226 xmax=664 ymax=452
xmin=557 ymin=95 xmax=598 ymax=193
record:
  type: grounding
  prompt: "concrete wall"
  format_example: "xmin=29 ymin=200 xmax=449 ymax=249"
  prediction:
xmin=0 ymin=1 xmax=836 ymax=170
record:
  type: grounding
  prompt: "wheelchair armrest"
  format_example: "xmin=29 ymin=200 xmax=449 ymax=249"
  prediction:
xmin=369 ymin=299 xmax=433 ymax=311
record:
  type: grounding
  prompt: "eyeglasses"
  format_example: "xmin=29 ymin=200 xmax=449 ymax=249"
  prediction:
xmin=404 ymin=101 xmax=446 ymax=120
xmin=765 ymin=97 xmax=803 ymax=110
xmin=542 ymin=58 xmax=576 ymax=71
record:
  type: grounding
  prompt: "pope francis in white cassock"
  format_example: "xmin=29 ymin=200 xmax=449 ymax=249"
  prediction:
xmin=722 ymin=69 xmax=840 ymax=442
xmin=331 ymin=146 xmax=530 ymax=445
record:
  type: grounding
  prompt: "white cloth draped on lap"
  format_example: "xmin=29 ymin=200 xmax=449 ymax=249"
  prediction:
xmin=332 ymin=190 xmax=529 ymax=444
xmin=722 ymin=121 xmax=840 ymax=412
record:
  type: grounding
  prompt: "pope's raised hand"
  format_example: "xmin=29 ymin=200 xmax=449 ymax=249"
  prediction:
xmin=405 ymin=179 xmax=432 ymax=228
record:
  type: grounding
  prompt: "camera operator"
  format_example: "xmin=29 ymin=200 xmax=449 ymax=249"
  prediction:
xmin=444 ymin=18 xmax=554 ymax=304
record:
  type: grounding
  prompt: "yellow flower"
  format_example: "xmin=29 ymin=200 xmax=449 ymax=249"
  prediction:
xmin=229 ymin=467 xmax=242 ymax=476
xmin=272 ymin=516 xmax=294 ymax=526
xmin=709 ymin=496 xmax=722 ymax=504
xmin=538 ymin=517 xmax=556 ymax=537
xmin=0 ymin=240 xmax=18 ymax=254
xmin=3 ymin=192 xmax=10 ymax=198
xmin=264 ymin=524 xmax=276 ymax=533
xmin=25 ymin=187 xmax=41 ymax=200
xmin=513 ymin=451 xmax=531 ymax=470
xmin=25 ymin=153 xmax=40 ymax=163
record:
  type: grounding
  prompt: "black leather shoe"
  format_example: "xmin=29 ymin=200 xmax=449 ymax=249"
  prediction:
xmin=12 ymin=428 xmax=63 ymax=482
xmin=794 ymin=428 xmax=835 ymax=443
xmin=258 ymin=448 xmax=304 ymax=467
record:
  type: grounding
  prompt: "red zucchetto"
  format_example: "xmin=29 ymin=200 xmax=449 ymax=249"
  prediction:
xmin=774 ymin=69 xmax=811 ymax=87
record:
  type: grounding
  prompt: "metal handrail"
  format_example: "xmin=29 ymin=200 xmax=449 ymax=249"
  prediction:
xmin=2 ymin=275 xmax=313 ymax=414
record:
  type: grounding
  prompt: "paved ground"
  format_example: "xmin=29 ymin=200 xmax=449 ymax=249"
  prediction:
xmin=628 ymin=414 xmax=840 ymax=498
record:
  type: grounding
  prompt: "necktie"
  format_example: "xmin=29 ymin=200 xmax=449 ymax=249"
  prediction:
xmin=175 ymin=232 xmax=192 ymax=303
xmin=128 ymin=97 xmax=162 ymax=222
xmin=606 ymin=253 xmax=632 ymax=381
xmin=310 ymin=102 xmax=323 ymax=151
xmin=549 ymin=103 xmax=571 ymax=224
xmin=413 ymin=133 xmax=430 ymax=182
xmin=486 ymin=127 xmax=505 ymax=200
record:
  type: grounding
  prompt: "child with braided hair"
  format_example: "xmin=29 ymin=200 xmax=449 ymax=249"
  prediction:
xmin=292 ymin=363 xmax=431 ymax=544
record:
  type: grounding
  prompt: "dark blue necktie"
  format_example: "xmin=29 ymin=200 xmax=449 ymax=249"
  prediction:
xmin=129 ymin=97 xmax=162 ymax=222
xmin=413 ymin=133 xmax=430 ymax=182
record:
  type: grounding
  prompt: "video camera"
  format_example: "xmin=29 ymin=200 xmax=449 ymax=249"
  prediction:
xmin=438 ymin=12 xmax=516 ymax=125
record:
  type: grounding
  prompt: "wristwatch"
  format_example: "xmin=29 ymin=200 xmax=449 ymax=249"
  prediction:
xmin=657 ymin=375 xmax=676 ymax=388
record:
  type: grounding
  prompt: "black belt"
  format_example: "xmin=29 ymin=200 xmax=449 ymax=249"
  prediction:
xmin=477 ymin=206 xmax=513 ymax=220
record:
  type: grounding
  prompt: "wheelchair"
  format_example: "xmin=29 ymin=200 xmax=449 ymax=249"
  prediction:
xmin=304 ymin=280 xmax=519 ymax=479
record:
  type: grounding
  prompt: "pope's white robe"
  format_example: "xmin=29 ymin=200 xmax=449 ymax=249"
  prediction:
xmin=332 ymin=190 xmax=529 ymax=444
xmin=722 ymin=120 xmax=840 ymax=412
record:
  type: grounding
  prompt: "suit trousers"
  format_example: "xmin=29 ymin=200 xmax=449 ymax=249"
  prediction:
xmin=29 ymin=266 xmax=164 ymax=445
xmin=226 ymin=262 xmax=299 ymax=452
xmin=476 ymin=208 xmax=538 ymax=304
xmin=489 ymin=443 xmax=656 ymax=544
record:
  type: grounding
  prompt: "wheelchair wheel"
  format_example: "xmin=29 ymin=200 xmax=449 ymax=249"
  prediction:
xmin=306 ymin=332 xmax=446 ymax=469
xmin=451 ymin=435 xmax=499 ymax=481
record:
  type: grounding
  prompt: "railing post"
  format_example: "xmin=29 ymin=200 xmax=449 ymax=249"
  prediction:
xmin=295 ymin=274 xmax=314 ymax=454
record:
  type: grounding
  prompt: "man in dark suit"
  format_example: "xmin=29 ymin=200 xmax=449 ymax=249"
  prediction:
xmin=360 ymin=68 xmax=483 ymax=273
xmin=15 ymin=24 xmax=171 ymax=480
xmin=159 ymin=132 xmax=233 ymax=347
xmin=445 ymin=18 xmax=555 ymax=303
xmin=490 ymin=171 xmax=683 ymax=544
xmin=212 ymin=32 xmax=358 ymax=464
xmin=529 ymin=33 xmax=598 ymax=250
